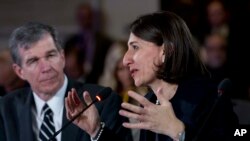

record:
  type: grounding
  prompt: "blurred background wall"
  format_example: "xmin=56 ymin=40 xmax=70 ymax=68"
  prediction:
xmin=0 ymin=0 xmax=159 ymax=49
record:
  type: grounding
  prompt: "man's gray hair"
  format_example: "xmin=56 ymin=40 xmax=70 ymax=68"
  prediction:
xmin=8 ymin=22 xmax=62 ymax=66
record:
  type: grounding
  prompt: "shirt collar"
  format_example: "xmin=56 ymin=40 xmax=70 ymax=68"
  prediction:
xmin=33 ymin=75 xmax=68 ymax=116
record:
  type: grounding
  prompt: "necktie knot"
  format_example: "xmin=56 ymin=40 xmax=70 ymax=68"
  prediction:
xmin=42 ymin=104 xmax=53 ymax=116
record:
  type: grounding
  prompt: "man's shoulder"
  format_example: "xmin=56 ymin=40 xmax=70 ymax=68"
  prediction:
xmin=2 ymin=87 xmax=30 ymax=98
xmin=0 ymin=87 xmax=31 ymax=108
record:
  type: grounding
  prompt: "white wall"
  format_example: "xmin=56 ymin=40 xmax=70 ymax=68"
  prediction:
xmin=102 ymin=0 xmax=160 ymax=40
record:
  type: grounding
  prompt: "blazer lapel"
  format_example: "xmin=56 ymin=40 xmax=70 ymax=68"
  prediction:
xmin=139 ymin=91 xmax=157 ymax=141
xmin=18 ymin=89 xmax=35 ymax=141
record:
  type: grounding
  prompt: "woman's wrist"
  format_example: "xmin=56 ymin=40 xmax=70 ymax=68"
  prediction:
xmin=90 ymin=122 xmax=101 ymax=138
xmin=172 ymin=130 xmax=185 ymax=141
xmin=169 ymin=120 xmax=185 ymax=141
xmin=91 ymin=122 xmax=105 ymax=141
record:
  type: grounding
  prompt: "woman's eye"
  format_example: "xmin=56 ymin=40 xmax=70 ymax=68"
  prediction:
xmin=132 ymin=45 xmax=139 ymax=50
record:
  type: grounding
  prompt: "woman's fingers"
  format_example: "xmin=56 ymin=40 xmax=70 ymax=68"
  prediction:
xmin=119 ymin=109 xmax=144 ymax=122
xmin=83 ymin=91 xmax=93 ymax=105
xmin=121 ymin=102 xmax=146 ymax=114
xmin=122 ymin=121 xmax=149 ymax=130
xmin=71 ymin=88 xmax=81 ymax=105
xmin=67 ymin=92 xmax=74 ymax=112
xmin=128 ymin=91 xmax=152 ymax=107
xmin=65 ymin=97 xmax=73 ymax=119
xmin=69 ymin=88 xmax=81 ymax=107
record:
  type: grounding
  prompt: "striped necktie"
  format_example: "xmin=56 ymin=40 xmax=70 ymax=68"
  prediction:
xmin=39 ymin=104 xmax=56 ymax=141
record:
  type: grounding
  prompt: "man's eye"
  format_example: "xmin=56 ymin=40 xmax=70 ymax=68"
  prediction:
xmin=48 ymin=54 xmax=55 ymax=58
xmin=47 ymin=53 xmax=57 ymax=58
xmin=27 ymin=59 xmax=37 ymax=65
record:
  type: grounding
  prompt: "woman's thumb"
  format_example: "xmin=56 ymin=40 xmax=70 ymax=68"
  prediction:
xmin=83 ymin=91 xmax=92 ymax=105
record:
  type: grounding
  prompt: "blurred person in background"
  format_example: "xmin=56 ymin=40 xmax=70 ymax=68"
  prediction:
xmin=68 ymin=2 xmax=112 ymax=83
xmin=0 ymin=49 xmax=28 ymax=96
xmin=201 ymin=33 xmax=229 ymax=84
xmin=64 ymin=36 xmax=85 ymax=83
xmin=206 ymin=0 xmax=229 ymax=39
xmin=98 ymin=41 xmax=128 ymax=90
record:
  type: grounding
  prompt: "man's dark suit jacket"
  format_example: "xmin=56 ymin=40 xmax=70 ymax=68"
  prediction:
xmin=0 ymin=79 xmax=132 ymax=141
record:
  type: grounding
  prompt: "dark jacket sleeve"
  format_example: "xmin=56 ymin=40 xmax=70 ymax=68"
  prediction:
xmin=79 ymin=83 xmax=133 ymax=141
xmin=0 ymin=99 xmax=6 ymax=141
xmin=98 ymin=91 xmax=133 ymax=141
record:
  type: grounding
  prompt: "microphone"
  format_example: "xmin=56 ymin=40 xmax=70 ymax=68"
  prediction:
xmin=193 ymin=78 xmax=232 ymax=141
xmin=48 ymin=87 xmax=112 ymax=141
xmin=217 ymin=78 xmax=232 ymax=96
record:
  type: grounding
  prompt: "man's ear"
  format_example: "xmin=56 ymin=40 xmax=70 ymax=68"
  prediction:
xmin=60 ymin=49 xmax=65 ymax=59
xmin=12 ymin=64 xmax=25 ymax=80
xmin=60 ymin=49 xmax=65 ymax=68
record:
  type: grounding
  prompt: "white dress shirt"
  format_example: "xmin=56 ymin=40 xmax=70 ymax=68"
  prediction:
xmin=32 ymin=76 xmax=68 ymax=141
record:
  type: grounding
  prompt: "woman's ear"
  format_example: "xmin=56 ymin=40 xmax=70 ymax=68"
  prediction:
xmin=161 ymin=45 xmax=165 ymax=63
xmin=162 ymin=52 xmax=165 ymax=63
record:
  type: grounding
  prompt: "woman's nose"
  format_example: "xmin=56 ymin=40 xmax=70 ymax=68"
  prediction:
xmin=123 ymin=50 xmax=133 ymax=67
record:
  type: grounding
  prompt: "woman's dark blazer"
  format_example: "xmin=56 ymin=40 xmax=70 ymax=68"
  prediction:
xmin=140 ymin=76 xmax=238 ymax=141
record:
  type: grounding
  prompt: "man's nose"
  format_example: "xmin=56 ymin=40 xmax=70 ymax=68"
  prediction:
xmin=39 ymin=59 xmax=52 ymax=73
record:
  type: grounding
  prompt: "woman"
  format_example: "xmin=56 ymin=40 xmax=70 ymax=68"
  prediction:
xmin=65 ymin=11 xmax=238 ymax=141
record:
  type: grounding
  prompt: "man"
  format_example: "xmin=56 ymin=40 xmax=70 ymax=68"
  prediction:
xmin=0 ymin=22 xmax=131 ymax=141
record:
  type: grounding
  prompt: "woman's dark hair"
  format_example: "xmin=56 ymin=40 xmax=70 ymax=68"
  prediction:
xmin=130 ymin=11 xmax=206 ymax=83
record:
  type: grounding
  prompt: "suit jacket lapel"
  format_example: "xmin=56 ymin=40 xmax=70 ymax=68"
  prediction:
xmin=18 ymin=89 xmax=34 ymax=141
